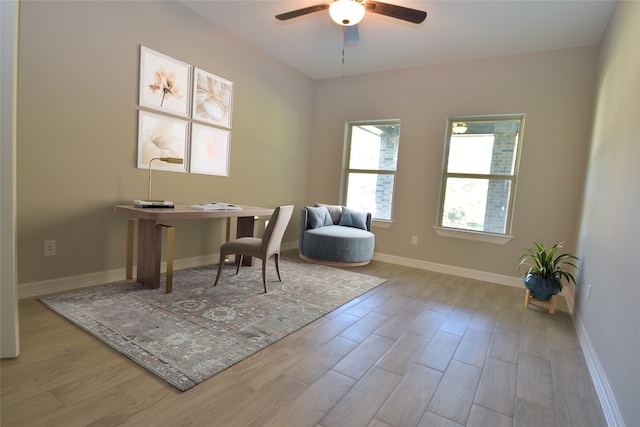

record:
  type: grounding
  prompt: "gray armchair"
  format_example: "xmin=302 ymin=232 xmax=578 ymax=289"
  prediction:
xmin=299 ymin=204 xmax=375 ymax=266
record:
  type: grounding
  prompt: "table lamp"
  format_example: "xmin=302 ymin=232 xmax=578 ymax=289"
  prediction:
xmin=147 ymin=157 xmax=183 ymax=201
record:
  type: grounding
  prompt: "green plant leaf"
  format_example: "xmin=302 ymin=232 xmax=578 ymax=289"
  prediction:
xmin=518 ymin=241 xmax=579 ymax=286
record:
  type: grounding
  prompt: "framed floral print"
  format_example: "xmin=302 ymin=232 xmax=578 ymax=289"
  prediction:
xmin=137 ymin=110 xmax=189 ymax=172
xmin=139 ymin=46 xmax=192 ymax=118
xmin=190 ymin=123 xmax=230 ymax=176
xmin=192 ymin=68 xmax=234 ymax=128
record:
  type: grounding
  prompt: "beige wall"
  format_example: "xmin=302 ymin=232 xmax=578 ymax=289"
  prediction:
xmin=309 ymin=48 xmax=597 ymax=277
xmin=575 ymin=1 xmax=640 ymax=425
xmin=17 ymin=1 xmax=313 ymax=284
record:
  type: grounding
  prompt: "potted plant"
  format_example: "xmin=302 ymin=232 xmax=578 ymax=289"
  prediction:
xmin=518 ymin=241 xmax=579 ymax=301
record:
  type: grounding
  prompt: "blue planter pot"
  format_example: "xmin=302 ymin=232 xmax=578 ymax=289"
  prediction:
xmin=524 ymin=274 xmax=562 ymax=301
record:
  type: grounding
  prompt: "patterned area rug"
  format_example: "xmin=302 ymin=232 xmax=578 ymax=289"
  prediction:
xmin=39 ymin=258 xmax=385 ymax=391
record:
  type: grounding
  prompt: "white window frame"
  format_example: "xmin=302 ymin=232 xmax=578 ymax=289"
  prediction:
xmin=434 ymin=114 xmax=525 ymax=244
xmin=340 ymin=119 xmax=401 ymax=223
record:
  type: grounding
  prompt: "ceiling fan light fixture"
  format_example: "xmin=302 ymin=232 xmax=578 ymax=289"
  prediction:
xmin=329 ymin=0 xmax=365 ymax=26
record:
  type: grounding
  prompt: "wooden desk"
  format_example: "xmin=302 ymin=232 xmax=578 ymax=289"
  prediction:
xmin=114 ymin=205 xmax=274 ymax=292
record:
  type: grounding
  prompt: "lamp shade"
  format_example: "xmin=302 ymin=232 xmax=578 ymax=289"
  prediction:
xmin=329 ymin=0 xmax=365 ymax=26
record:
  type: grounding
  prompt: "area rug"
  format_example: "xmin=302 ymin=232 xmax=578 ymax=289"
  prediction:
xmin=39 ymin=258 xmax=386 ymax=391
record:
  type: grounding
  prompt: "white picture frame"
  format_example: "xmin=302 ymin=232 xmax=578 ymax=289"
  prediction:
xmin=192 ymin=68 xmax=234 ymax=128
xmin=139 ymin=46 xmax=192 ymax=118
xmin=190 ymin=123 xmax=230 ymax=176
xmin=137 ymin=110 xmax=189 ymax=172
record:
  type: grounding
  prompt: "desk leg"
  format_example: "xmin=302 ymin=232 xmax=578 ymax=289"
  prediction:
xmin=236 ymin=215 xmax=259 ymax=266
xmin=126 ymin=219 xmax=135 ymax=280
xmin=159 ymin=224 xmax=175 ymax=293
xmin=137 ymin=219 xmax=162 ymax=289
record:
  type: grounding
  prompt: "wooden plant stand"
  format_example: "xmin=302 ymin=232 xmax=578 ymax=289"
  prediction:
xmin=524 ymin=289 xmax=557 ymax=314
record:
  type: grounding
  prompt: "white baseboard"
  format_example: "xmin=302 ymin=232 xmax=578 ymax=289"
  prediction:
xmin=573 ymin=312 xmax=625 ymax=427
xmin=371 ymin=252 xmax=580 ymax=313
xmin=16 ymin=246 xmax=569 ymax=303
xmin=372 ymin=252 xmax=523 ymax=288
xmin=19 ymin=254 xmax=216 ymax=299
xmin=19 ymin=267 xmax=125 ymax=299
xmin=19 ymin=240 xmax=301 ymax=299
xmin=20 ymin=246 xmax=521 ymax=298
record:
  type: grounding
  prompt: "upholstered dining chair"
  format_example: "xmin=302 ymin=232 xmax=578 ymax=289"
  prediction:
xmin=213 ymin=205 xmax=294 ymax=293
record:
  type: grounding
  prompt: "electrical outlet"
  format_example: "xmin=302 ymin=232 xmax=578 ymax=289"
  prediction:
xmin=411 ymin=235 xmax=418 ymax=245
xmin=44 ymin=240 xmax=56 ymax=257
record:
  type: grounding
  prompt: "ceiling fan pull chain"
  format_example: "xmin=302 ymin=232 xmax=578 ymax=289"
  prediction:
xmin=342 ymin=26 xmax=346 ymax=65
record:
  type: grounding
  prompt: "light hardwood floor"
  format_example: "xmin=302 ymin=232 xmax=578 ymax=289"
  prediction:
xmin=1 ymin=256 xmax=607 ymax=426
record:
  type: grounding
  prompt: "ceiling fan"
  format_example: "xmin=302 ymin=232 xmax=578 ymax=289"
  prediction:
xmin=275 ymin=0 xmax=427 ymax=27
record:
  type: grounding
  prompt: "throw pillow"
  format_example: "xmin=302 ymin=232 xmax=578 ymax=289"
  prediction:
xmin=339 ymin=206 xmax=368 ymax=230
xmin=305 ymin=205 xmax=333 ymax=229
xmin=315 ymin=203 xmax=342 ymax=225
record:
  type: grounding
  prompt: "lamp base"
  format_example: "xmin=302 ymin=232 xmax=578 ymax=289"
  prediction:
xmin=133 ymin=199 xmax=174 ymax=208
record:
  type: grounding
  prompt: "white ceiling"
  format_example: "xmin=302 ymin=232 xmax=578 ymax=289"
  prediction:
xmin=178 ymin=0 xmax=616 ymax=80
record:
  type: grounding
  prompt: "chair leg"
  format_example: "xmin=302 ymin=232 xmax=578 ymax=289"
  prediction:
xmin=261 ymin=258 xmax=268 ymax=293
xmin=274 ymin=253 xmax=282 ymax=282
xmin=235 ymin=255 xmax=243 ymax=275
xmin=213 ymin=251 xmax=226 ymax=287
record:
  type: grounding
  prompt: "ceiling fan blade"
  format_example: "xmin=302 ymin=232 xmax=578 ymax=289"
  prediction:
xmin=275 ymin=3 xmax=330 ymax=21
xmin=344 ymin=24 xmax=359 ymax=44
xmin=365 ymin=1 xmax=427 ymax=24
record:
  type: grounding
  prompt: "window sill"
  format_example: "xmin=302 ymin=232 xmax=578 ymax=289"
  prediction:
xmin=372 ymin=220 xmax=392 ymax=229
xmin=433 ymin=227 xmax=513 ymax=244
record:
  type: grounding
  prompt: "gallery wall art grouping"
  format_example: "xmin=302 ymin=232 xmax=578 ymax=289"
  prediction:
xmin=137 ymin=46 xmax=234 ymax=176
